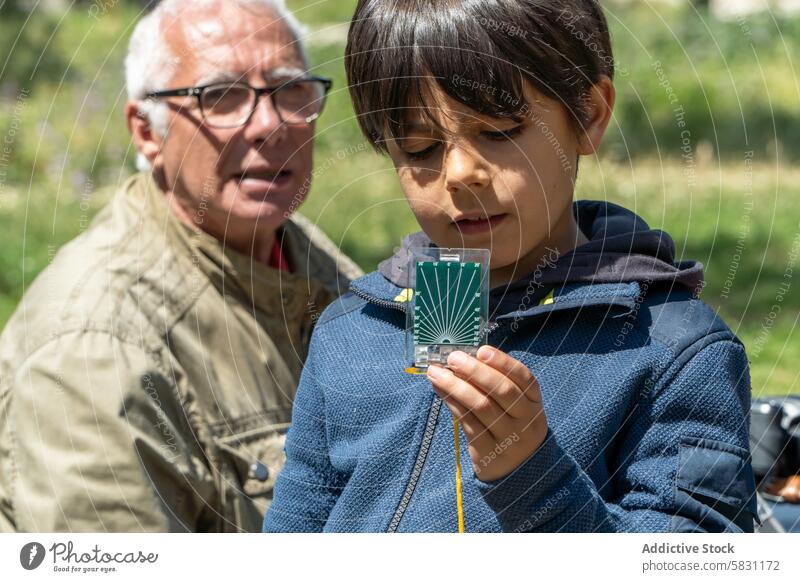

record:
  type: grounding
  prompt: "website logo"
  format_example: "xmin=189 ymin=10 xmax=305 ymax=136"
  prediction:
xmin=20 ymin=542 xmax=46 ymax=570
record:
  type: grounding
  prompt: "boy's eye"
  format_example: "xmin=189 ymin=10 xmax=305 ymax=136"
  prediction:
xmin=482 ymin=125 xmax=524 ymax=141
xmin=404 ymin=142 xmax=441 ymax=161
xmin=395 ymin=135 xmax=441 ymax=161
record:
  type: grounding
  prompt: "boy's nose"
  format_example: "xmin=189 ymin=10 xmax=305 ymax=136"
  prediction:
xmin=443 ymin=146 xmax=490 ymax=194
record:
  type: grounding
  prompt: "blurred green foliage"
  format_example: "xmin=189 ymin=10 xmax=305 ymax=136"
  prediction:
xmin=0 ymin=0 xmax=797 ymax=394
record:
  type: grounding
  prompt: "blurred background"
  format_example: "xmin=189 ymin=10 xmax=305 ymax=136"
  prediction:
xmin=0 ymin=0 xmax=798 ymax=396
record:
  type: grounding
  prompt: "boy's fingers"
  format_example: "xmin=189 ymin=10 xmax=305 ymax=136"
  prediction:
xmin=436 ymin=396 xmax=494 ymax=446
xmin=428 ymin=366 xmax=508 ymax=439
xmin=475 ymin=346 xmax=542 ymax=403
xmin=434 ymin=391 xmax=509 ymax=469
xmin=445 ymin=351 xmax=533 ymax=419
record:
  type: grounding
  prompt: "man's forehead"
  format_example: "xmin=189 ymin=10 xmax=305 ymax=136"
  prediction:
xmin=194 ymin=66 xmax=307 ymax=86
xmin=183 ymin=17 xmax=296 ymax=50
xmin=165 ymin=4 xmax=304 ymax=85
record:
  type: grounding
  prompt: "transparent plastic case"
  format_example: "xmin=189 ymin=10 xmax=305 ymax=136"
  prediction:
xmin=405 ymin=247 xmax=490 ymax=373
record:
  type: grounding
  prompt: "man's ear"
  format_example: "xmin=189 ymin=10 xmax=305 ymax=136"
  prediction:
xmin=125 ymin=101 xmax=163 ymax=169
xmin=576 ymin=75 xmax=615 ymax=156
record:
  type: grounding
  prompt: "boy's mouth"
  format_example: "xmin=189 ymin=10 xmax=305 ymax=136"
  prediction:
xmin=451 ymin=213 xmax=508 ymax=236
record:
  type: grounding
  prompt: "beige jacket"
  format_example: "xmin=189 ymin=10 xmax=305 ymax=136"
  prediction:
xmin=0 ymin=172 xmax=361 ymax=532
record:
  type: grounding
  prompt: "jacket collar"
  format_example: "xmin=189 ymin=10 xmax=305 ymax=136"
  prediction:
xmin=128 ymin=172 xmax=335 ymax=316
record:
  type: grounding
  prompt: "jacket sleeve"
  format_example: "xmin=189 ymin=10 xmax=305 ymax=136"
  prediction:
xmin=262 ymin=332 xmax=345 ymax=532
xmin=1 ymin=329 xmax=218 ymax=532
xmin=475 ymin=337 xmax=759 ymax=532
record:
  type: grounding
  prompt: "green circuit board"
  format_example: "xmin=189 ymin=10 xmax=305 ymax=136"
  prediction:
xmin=413 ymin=260 xmax=482 ymax=347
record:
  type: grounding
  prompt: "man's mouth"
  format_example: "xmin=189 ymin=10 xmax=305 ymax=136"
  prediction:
xmin=452 ymin=213 xmax=508 ymax=236
xmin=232 ymin=169 xmax=293 ymax=194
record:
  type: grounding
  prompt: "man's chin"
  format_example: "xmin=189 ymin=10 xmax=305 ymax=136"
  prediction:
xmin=228 ymin=202 xmax=293 ymax=229
xmin=227 ymin=186 xmax=300 ymax=224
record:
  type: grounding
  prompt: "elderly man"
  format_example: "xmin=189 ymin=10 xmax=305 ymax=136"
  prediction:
xmin=0 ymin=0 xmax=360 ymax=532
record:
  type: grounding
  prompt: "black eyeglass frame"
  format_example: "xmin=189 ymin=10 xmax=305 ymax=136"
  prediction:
xmin=144 ymin=76 xmax=333 ymax=127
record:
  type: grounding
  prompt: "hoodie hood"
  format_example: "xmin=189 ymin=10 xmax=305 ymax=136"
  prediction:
xmin=378 ymin=200 xmax=705 ymax=315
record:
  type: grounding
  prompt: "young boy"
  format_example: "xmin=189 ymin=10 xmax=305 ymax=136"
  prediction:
xmin=263 ymin=0 xmax=758 ymax=532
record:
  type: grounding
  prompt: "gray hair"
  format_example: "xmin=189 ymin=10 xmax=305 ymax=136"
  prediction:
xmin=125 ymin=0 xmax=309 ymax=171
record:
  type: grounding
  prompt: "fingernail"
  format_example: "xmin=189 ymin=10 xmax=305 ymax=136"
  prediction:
xmin=478 ymin=346 xmax=493 ymax=362
xmin=448 ymin=351 xmax=467 ymax=367
xmin=427 ymin=365 xmax=449 ymax=380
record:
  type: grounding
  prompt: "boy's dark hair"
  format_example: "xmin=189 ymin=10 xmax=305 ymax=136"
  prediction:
xmin=345 ymin=0 xmax=614 ymax=153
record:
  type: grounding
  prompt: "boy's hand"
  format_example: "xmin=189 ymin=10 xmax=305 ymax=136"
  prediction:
xmin=427 ymin=345 xmax=548 ymax=482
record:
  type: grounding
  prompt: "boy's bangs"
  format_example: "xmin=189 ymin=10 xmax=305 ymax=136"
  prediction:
xmin=347 ymin=0 xmax=613 ymax=153
xmin=347 ymin=2 xmax=536 ymax=152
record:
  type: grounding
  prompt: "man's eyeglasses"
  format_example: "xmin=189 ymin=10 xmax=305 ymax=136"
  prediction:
xmin=144 ymin=76 xmax=333 ymax=129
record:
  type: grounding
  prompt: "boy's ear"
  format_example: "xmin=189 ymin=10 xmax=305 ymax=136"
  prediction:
xmin=576 ymin=75 xmax=615 ymax=156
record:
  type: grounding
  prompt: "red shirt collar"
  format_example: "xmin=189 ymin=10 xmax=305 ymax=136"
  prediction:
xmin=269 ymin=237 xmax=290 ymax=272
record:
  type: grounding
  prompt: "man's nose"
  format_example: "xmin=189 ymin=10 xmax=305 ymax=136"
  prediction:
xmin=243 ymin=92 xmax=286 ymax=143
xmin=444 ymin=145 xmax=490 ymax=195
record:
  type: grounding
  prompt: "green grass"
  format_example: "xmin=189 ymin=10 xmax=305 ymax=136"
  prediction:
xmin=573 ymin=157 xmax=800 ymax=396
xmin=0 ymin=0 xmax=798 ymax=396
xmin=287 ymin=0 xmax=354 ymax=26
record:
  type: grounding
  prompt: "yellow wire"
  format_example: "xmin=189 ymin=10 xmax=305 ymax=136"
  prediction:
xmin=453 ymin=417 xmax=465 ymax=533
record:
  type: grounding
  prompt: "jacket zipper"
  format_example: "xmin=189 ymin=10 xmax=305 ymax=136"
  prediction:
xmin=350 ymin=285 xmax=408 ymax=313
xmin=387 ymin=396 xmax=443 ymax=532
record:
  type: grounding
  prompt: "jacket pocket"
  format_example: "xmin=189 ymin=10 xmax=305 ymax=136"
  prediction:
xmin=211 ymin=409 xmax=292 ymax=530
xmin=220 ymin=425 xmax=289 ymax=489
xmin=674 ymin=436 xmax=759 ymax=531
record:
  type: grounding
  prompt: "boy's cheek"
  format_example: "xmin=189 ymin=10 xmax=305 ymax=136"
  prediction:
xmin=405 ymin=200 xmax=454 ymax=243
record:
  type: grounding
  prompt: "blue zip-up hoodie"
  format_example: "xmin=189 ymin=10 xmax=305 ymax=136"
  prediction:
xmin=263 ymin=200 xmax=758 ymax=533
